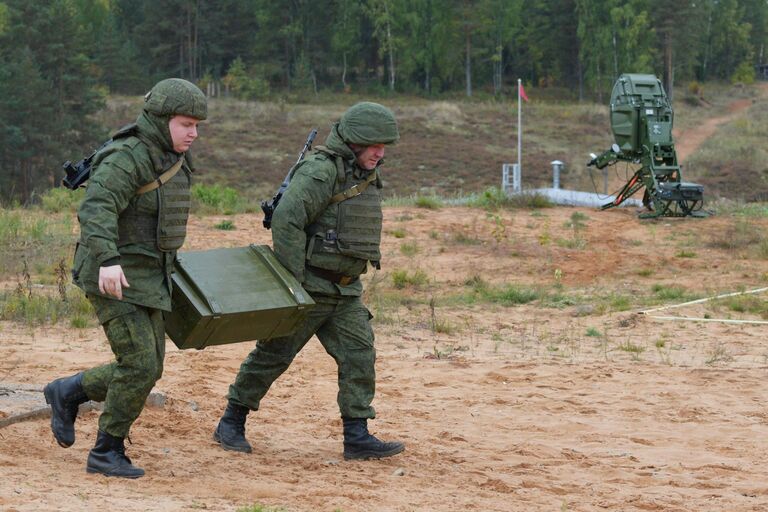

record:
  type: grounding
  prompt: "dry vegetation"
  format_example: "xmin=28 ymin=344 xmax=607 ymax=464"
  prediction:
xmin=2 ymin=82 xmax=768 ymax=511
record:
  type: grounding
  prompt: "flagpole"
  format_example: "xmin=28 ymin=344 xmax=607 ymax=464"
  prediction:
xmin=517 ymin=78 xmax=522 ymax=175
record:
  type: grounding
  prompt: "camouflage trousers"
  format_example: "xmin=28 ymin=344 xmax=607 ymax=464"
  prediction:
xmin=81 ymin=296 xmax=165 ymax=438
xmin=228 ymin=294 xmax=376 ymax=419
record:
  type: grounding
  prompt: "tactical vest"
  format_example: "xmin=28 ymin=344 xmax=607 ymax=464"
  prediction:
xmin=96 ymin=129 xmax=191 ymax=252
xmin=305 ymin=148 xmax=383 ymax=273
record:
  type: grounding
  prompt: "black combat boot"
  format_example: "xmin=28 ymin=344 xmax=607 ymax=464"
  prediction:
xmin=43 ymin=372 xmax=88 ymax=448
xmin=86 ymin=430 xmax=145 ymax=478
xmin=213 ymin=402 xmax=252 ymax=453
xmin=342 ymin=418 xmax=405 ymax=460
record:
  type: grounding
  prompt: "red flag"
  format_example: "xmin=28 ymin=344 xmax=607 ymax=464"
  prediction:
xmin=519 ymin=82 xmax=529 ymax=102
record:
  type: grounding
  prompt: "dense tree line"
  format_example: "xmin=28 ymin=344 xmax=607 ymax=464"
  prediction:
xmin=1 ymin=0 xmax=767 ymax=203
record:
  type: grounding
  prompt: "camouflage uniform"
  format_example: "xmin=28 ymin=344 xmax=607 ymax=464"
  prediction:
xmin=219 ymin=104 xmax=404 ymax=460
xmin=44 ymin=80 xmax=207 ymax=475
xmin=228 ymin=117 xmax=386 ymax=418
xmin=73 ymin=79 xmax=206 ymax=438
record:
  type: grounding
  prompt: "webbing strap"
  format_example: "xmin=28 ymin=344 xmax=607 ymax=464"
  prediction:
xmin=136 ymin=156 xmax=185 ymax=196
xmin=329 ymin=171 xmax=377 ymax=204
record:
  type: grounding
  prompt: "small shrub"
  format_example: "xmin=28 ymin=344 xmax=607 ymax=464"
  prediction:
xmin=192 ymin=183 xmax=242 ymax=214
xmin=617 ymin=341 xmax=645 ymax=354
xmin=676 ymin=250 xmax=696 ymax=258
xmin=651 ymin=283 xmax=687 ymax=301
xmin=390 ymin=228 xmax=406 ymax=238
xmin=215 ymin=220 xmax=236 ymax=230
xmin=609 ymin=295 xmax=632 ymax=311
xmin=730 ymin=61 xmax=756 ymax=85
xmin=70 ymin=314 xmax=90 ymax=328
xmin=414 ymin=195 xmax=443 ymax=209
xmin=585 ymin=327 xmax=602 ymax=337
xmin=236 ymin=505 xmax=288 ymax=512
xmin=391 ymin=269 xmax=429 ymax=289
xmin=400 ymin=241 xmax=419 ymax=256
xmin=481 ymin=284 xmax=540 ymax=306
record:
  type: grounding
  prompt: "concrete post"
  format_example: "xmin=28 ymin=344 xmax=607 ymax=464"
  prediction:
xmin=550 ymin=160 xmax=563 ymax=189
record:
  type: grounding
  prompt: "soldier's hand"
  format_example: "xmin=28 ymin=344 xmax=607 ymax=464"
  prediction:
xmin=99 ymin=265 xmax=130 ymax=300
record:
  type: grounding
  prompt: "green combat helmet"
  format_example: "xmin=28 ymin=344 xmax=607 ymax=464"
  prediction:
xmin=338 ymin=102 xmax=399 ymax=145
xmin=144 ymin=78 xmax=208 ymax=120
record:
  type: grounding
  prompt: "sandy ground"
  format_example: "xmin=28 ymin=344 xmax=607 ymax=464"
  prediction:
xmin=2 ymin=203 xmax=768 ymax=511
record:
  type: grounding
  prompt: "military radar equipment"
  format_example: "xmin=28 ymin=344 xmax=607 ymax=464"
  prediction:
xmin=587 ymin=74 xmax=706 ymax=218
xmin=261 ymin=128 xmax=318 ymax=229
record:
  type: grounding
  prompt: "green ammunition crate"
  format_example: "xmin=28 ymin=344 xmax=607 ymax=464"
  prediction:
xmin=165 ymin=244 xmax=314 ymax=350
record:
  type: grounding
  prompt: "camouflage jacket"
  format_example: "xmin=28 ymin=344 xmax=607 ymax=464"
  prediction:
xmin=73 ymin=112 xmax=192 ymax=312
xmin=271 ymin=125 xmax=383 ymax=298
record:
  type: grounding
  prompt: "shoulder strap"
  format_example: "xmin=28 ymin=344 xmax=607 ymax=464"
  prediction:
xmin=329 ymin=171 xmax=378 ymax=204
xmin=136 ymin=156 xmax=185 ymax=196
xmin=314 ymin=145 xmax=347 ymax=185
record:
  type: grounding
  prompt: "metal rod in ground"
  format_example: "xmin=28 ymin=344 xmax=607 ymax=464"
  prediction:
xmin=646 ymin=315 xmax=768 ymax=325
xmin=639 ymin=286 xmax=768 ymax=315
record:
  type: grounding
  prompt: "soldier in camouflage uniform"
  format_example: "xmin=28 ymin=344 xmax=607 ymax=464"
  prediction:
xmin=214 ymin=102 xmax=404 ymax=461
xmin=43 ymin=78 xmax=207 ymax=478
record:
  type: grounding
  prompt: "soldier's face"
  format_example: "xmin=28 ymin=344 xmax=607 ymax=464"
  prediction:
xmin=352 ymin=143 xmax=386 ymax=170
xmin=169 ymin=115 xmax=200 ymax=153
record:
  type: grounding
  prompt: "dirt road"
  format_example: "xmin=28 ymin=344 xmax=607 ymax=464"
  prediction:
xmin=2 ymin=205 xmax=768 ymax=511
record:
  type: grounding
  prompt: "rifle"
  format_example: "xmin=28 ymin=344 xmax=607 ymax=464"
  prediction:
xmin=62 ymin=124 xmax=137 ymax=190
xmin=261 ymin=128 xmax=318 ymax=229
xmin=61 ymin=139 xmax=112 ymax=190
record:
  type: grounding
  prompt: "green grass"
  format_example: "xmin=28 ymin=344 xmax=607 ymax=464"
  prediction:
xmin=37 ymin=187 xmax=85 ymax=213
xmin=236 ymin=505 xmax=288 ymax=512
xmin=651 ymin=283 xmax=689 ymax=301
xmin=585 ymin=327 xmax=602 ymax=337
xmin=214 ymin=220 xmax=236 ymax=230
xmin=391 ymin=268 xmax=429 ymax=289
xmin=0 ymin=208 xmax=74 ymax=281
xmin=685 ymin=96 xmax=768 ymax=200
xmin=466 ymin=186 xmax=555 ymax=210
xmin=1 ymin=287 xmax=93 ymax=326
xmin=400 ymin=241 xmax=419 ymax=256
xmin=389 ymin=227 xmax=406 ymax=238
xmin=617 ymin=341 xmax=645 ymax=354
xmin=719 ymin=295 xmax=768 ymax=318
xmin=414 ymin=195 xmax=443 ymax=209
xmin=192 ymin=183 xmax=260 ymax=215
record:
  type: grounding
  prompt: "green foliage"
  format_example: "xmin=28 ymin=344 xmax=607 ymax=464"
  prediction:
xmin=38 ymin=187 xmax=85 ymax=213
xmin=651 ymin=283 xmax=688 ymax=301
xmin=721 ymin=295 xmax=768 ymax=318
xmin=0 ymin=0 xmax=105 ymax=204
xmin=214 ymin=220 xmax=236 ymax=230
xmin=223 ymin=57 xmax=270 ymax=100
xmin=414 ymin=195 xmax=443 ymax=209
xmin=585 ymin=327 xmax=602 ymax=337
xmin=1 ymin=286 xmax=92 ymax=326
xmin=469 ymin=189 xmax=554 ymax=210
xmin=731 ymin=61 xmax=756 ymax=84
xmin=400 ymin=241 xmax=419 ymax=256
xmin=391 ymin=268 xmax=429 ymax=289
xmin=191 ymin=184 xmax=254 ymax=215
xmin=0 ymin=207 xmax=73 ymax=280
xmin=236 ymin=505 xmax=288 ymax=512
